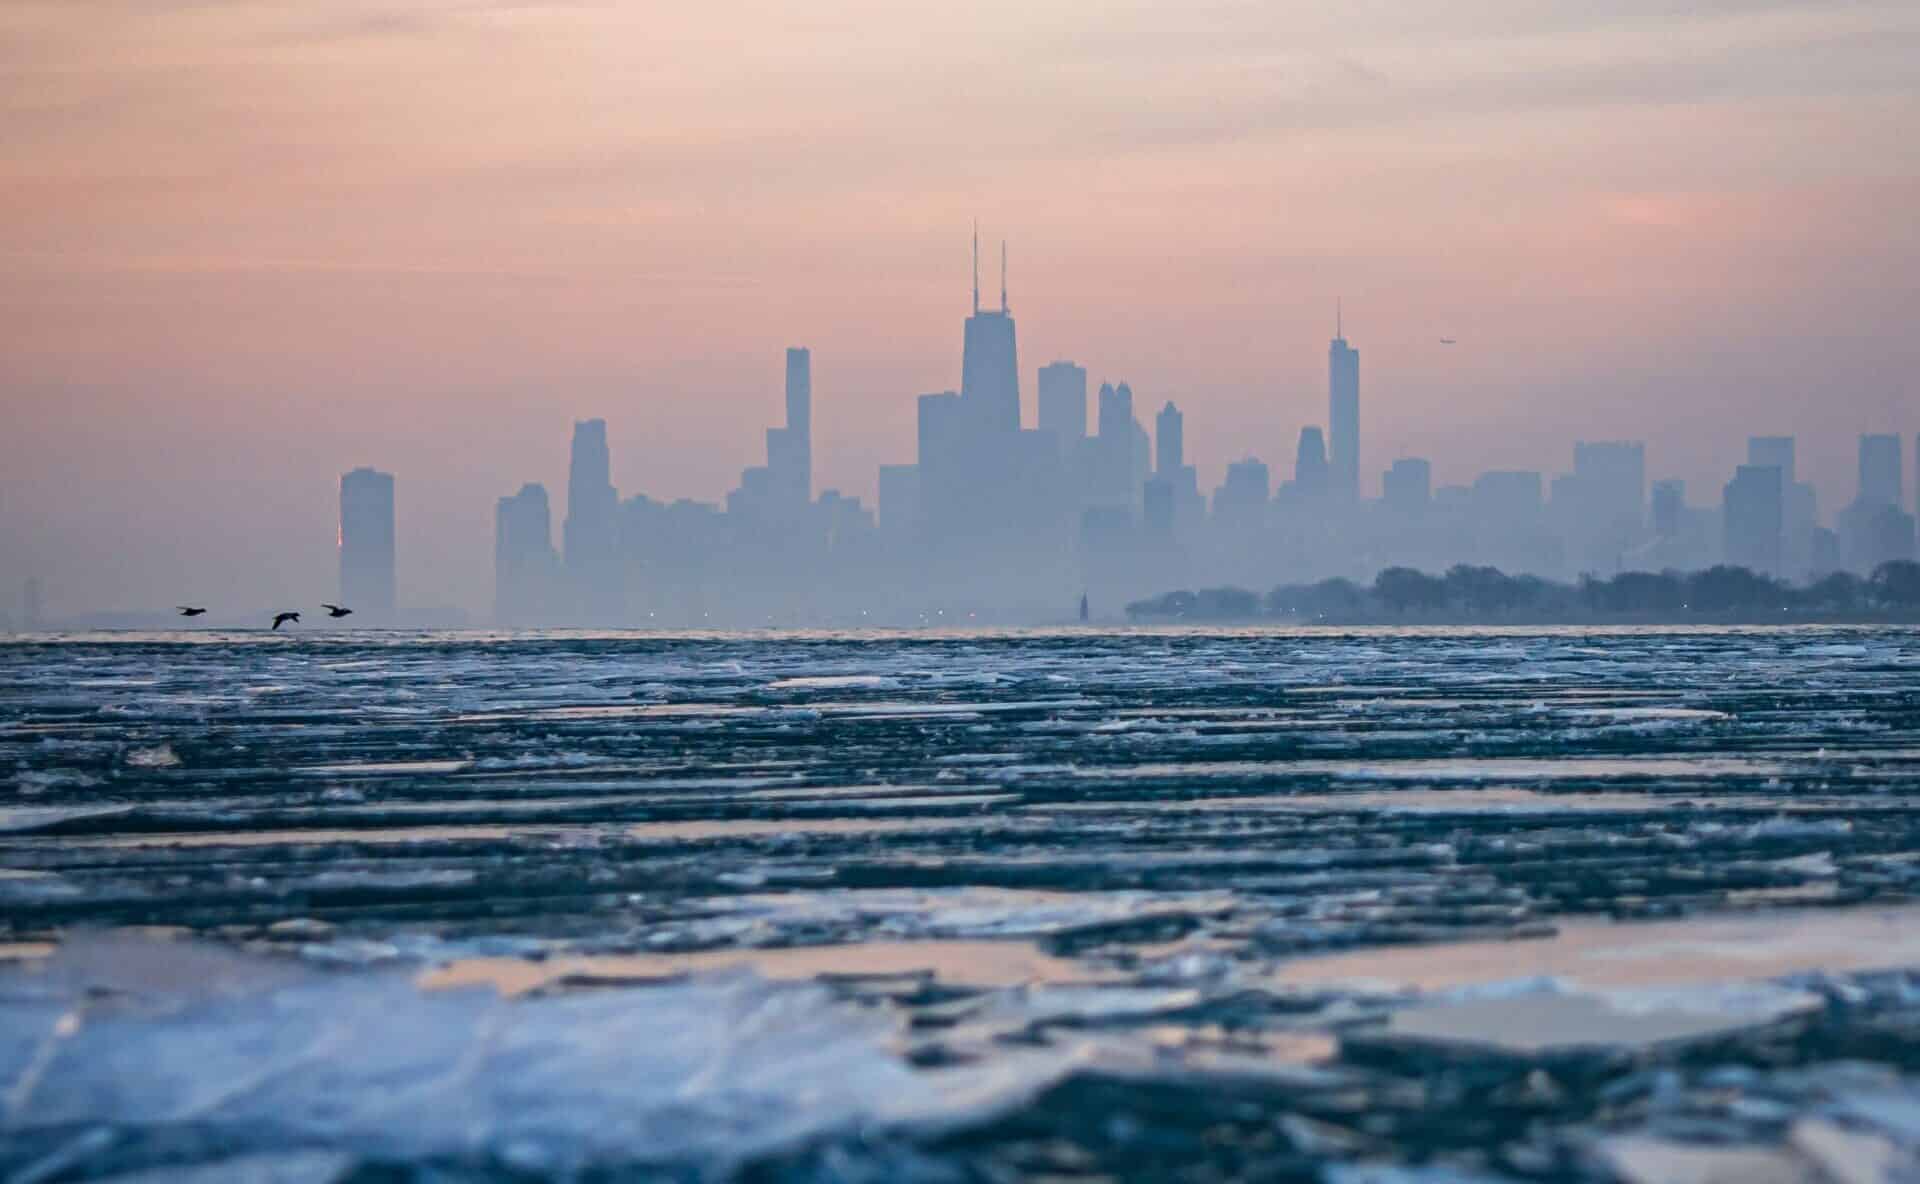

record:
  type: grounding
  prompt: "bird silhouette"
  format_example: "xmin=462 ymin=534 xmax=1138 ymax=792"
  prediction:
xmin=176 ymin=606 xmax=207 ymax=617
xmin=271 ymin=611 xmax=300 ymax=630
xmin=320 ymin=604 xmax=353 ymax=619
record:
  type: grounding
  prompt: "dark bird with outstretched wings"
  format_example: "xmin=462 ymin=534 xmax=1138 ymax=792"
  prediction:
xmin=271 ymin=611 xmax=300 ymax=630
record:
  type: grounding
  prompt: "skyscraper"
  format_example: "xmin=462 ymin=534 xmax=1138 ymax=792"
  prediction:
xmin=1842 ymin=435 xmax=1914 ymax=573
xmin=494 ymin=483 xmax=556 ymax=624
xmin=915 ymin=390 xmax=964 ymax=539
xmin=1294 ymin=427 xmax=1330 ymax=498
xmin=1561 ymin=441 xmax=1646 ymax=572
xmin=1749 ymin=436 xmax=1816 ymax=577
xmin=1155 ymin=401 xmax=1183 ymax=476
xmin=1091 ymin=382 xmax=1137 ymax=509
xmin=338 ymin=467 xmax=395 ymax=618
xmin=1748 ymin=437 xmax=1795 ymax=481
xmin=1213 ymin=458 xmax=1271 ymax=527
xmin=564 ymin=419 xmax=620 ymax=617
xmin=1037 ymin=361 xmax=1087 ymax=453
xmin=960 ymin=231 xmax=1019 ymax=435
xmin=744 ymin=346 xmax=814 ymax=521
xmin=773 ymin=346 xmax=812 ymax=508
xmin=1383 ymin=458 xmax=1431 ymax=513
xmin=1724 ymin=464 xmax=1784 ymax=575
xmin=1328 ymin=307 xmax=1360 ymax=501
xmin=1572 ymin=442 xmax=1645 ymax=525
xmin=1652 ymin=479 xmax=1686 ymax=538
xmin=1860 ymin=434 xmax=1903 ymax=508
xmin=1097 ymin=382 xmax=1132 ymax=440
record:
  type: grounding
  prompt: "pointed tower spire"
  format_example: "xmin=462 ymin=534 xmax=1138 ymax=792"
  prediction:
xmin=971 ymin=221 xmax=979 ymax=315
xmin=1000 ymin=239 xmax=1008 ymax=313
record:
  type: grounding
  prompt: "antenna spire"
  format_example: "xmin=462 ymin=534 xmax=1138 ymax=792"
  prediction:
xmin=971 ymin=221 xmax=979 ymax=315
xmin=1336 ymin=297 xmax=1342 ymax=341
xmin=1000 ymin=239 xmax=1008 ymax=313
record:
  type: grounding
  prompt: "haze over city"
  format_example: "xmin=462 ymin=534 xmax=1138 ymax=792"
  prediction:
xmin=3 ymin=0 xmax=1918 ymax=617
xmin=18 ymin=7 xmax=1920 ymax=1178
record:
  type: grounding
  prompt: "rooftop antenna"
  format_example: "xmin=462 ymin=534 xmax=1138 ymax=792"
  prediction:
xmin=1336 ymin=296 xmax=1343 ymax=341
xmin=972 ymin=221 xmax=979 ymax=315
xmin=1000 ymin=239 xmax=1008 ymax=313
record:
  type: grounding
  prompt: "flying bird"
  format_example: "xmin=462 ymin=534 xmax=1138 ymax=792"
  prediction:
xmin=271 ymin=611 xmax=300 ymax=630
xmin=321 ymin=604 xmax=353 ymax=619
xmin=176 ymin=606 xmax=207 ymax=617
xmin=1439 ymin=338 xmax=1458 ymax=345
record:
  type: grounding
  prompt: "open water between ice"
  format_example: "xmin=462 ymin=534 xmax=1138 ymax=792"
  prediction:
xmin=6 ymin=627 xmax=1920 ymax=1180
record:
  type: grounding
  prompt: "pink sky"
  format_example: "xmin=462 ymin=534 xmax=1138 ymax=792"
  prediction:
xmin=3 ymin=0 xmax=1918 ymax=616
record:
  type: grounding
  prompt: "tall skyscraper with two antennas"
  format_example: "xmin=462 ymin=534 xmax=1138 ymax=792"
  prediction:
xmin=961 ymin=226 xmax=1020 ymax=436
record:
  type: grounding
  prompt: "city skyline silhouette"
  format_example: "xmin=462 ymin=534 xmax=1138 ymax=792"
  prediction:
xmin=19 ymin=233 xmax=1916 ymax=629
xmin=3 ymin=2 xmax=1916 ymax=617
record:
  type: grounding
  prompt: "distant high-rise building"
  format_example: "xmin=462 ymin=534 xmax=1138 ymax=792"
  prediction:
xmin=1841 ymin=501 xmax=1916 ymax=573
xmin=1147 ymin=399 xmax=1202 ymax=536
xmin=1293 ymin=427 xmax=1330 ymax=498
xmin=1837 ymin=435 xmax=1911 ymax=575
xmin=1652 ymin=479 xmax=1686 ymax=538
xmin=915 ymin=390 xmax=965 ymax=538
xmin=1563 ymin=441 xmax=1646 ymax=573
xmin=338 ymin=467 xmax=396 ymax=618
xmin=1748 ymin=437 xmax=1795 ymax=483
xmin=564 ymin=419 xmax=620 ymax=616
xmin=1572 ymin=442 xmax=1645 ymax=526
xmin=1213 ymin=458 xmax=1271 ymax=527
xmin=1087 ymin=382 xmax=1138 ymax=510
xmin=1037 ymin=361 xmax=1087 ymax=454
xmin=817 ymin=489 xmax=875 ymax=550
xmin=785 ymin=348 xmax=811 ymax=455
xmin=1383 ymin=458 xmax=1431 ymax=513
xmin=773 ymin=346 xmax=812 ymax=508
xmin=1724 ymin=464 xmax=1784 ymax=575
xmin=960 ymin=232 xmax=1019 ymax=435
xmin=1097 ymin=382 xmax=1132 ymax=440
xmin=1861 ymin=434 xmax=1903 ymax=508
xmin=916 ymin=391 xmax=962 ymax=473
xmin=494 ymin=483 xmax=556 ymax=624
xmin=1748 ymin=437 xmax=1818 ymax=576
xmin=1155 ymin=401 xmax=1183 ymax=476
xmin=1328 ymin=309 xmax=1360 ymax=501
xmin=737 ymin=347 xmax=815 ymax=523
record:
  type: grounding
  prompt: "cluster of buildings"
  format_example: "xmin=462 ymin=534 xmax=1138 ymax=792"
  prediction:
xmin=322 ymin=243 xmax=1918 ymax=626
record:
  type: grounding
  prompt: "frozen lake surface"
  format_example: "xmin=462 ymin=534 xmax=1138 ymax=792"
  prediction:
xmin=5 ymin=627 xmax=1920 ymax=1180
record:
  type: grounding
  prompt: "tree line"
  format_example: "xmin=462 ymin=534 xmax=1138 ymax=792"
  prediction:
xmin=1124 ymin=561 xmax=1920 ymax=623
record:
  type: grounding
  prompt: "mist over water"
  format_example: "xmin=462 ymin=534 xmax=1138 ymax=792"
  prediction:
xmin=6 ymin=3 xmax=1920 ymax=1178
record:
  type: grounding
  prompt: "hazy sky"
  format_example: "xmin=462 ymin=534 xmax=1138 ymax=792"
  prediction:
xmin=3 ymin=0 xmax=1917 ymax=617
